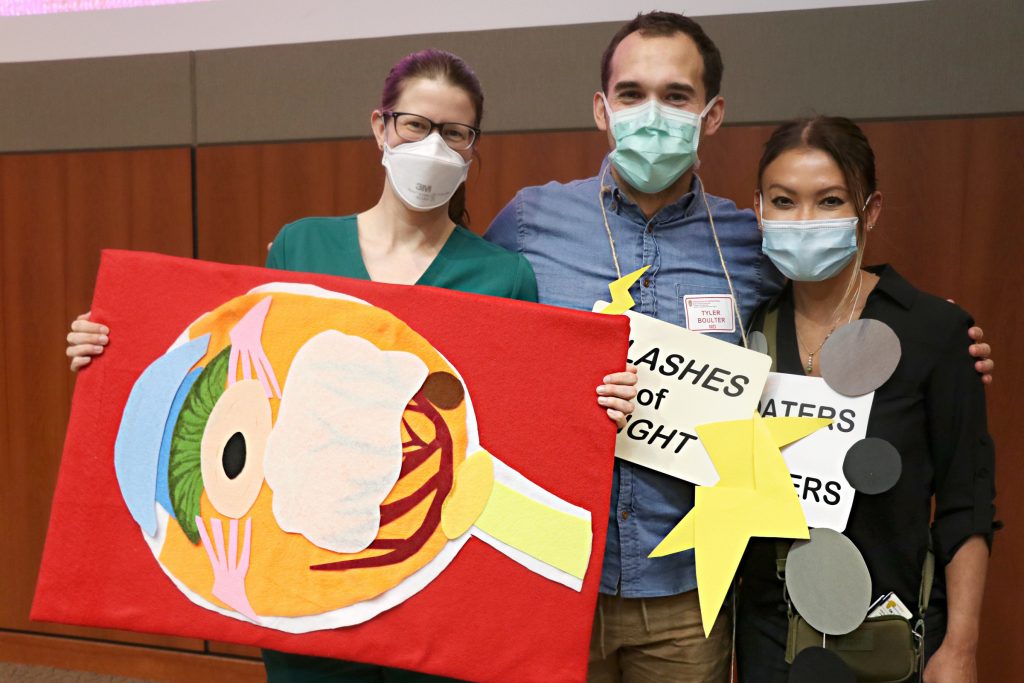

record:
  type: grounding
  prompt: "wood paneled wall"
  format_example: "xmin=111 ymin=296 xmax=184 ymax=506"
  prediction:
xmin=2 ymin=115 xmax=1021 ymax=681
xmin=0 ymin=149 xmax=261 ymax=679
xmin=0 ymin=149 xmax=200 ymax=646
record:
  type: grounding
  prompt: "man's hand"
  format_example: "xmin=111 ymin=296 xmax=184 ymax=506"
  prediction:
xmin=598 ymin=363 xmax=639 ymax=429
xmin=967 ymin=326 xmax=993 ymax=385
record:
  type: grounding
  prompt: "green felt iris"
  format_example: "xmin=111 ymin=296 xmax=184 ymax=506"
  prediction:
xmin=168 ymin=345 xmax=230 ymax=544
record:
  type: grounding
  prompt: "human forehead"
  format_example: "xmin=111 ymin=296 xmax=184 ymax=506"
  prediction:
xmin=607 ymin=32 xmax=705 ymax=99
xmin=762 ymin=148 xmax=849 ymax=194
xmin=391 ymin=77 xmax=477 ymax=125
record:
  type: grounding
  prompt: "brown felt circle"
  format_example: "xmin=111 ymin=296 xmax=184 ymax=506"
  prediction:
xmin=819 ymin=319 xmax=901 ymax=397
xmin=789 ymin=647 xmax=856 ymax=683
xmin=422 ymin=371 xmax=465 ymax=410
xmin=785 ymin=528 xmax=871 ymax=636
xmin=843 ymin=437 xmax=902 ymax=495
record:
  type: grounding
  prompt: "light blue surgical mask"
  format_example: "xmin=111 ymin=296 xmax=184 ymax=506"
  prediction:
xmin=603 ymin=94 xmax=718 ymax=194
xmin=759 ymin=196 xmax=862 ymax=281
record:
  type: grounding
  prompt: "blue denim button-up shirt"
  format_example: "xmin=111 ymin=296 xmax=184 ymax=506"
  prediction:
xmin=484 ymin=161 xmax=785 ymax=597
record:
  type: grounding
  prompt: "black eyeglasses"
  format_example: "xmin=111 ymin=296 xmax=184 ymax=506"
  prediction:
xmin=383 ymin=111 xmax=480 ymax=151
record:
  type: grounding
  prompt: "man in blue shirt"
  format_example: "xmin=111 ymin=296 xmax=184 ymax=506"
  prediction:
xmin=485 ymin=12 xmax=772 ymax=682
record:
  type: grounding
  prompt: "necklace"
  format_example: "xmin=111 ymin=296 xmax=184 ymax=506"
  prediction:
xmin=598 ymin=163 xmax=749 ymax=348
xmin=797 ymin=270 xmax=864 ymax=373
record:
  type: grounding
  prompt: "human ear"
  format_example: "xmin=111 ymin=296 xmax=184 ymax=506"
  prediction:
xmin=702 ymin=96 xmax=726 ymax=137
xmin=865 ymin=191 xmax=883 ymax=230
xmin=371 ymin=111 xmax=386 ymax=150
xmin=593 ymin=92 xmax=610 ymax=132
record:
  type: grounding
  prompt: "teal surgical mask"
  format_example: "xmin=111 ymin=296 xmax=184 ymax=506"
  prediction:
xmin=759 ymin=195 xmax=862 ymax=281
xmin=604 ymin=94 xmax=718 ymax=193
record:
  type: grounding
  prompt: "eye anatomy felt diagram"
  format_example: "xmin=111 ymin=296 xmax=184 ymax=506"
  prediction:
xmin=33 ymin=250 xmax=628 ymax=683
xmin=116 ymin=284 xmax=593 ymax=631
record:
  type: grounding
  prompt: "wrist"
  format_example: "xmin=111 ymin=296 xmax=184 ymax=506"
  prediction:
xmin=940 ymin=628 xmax=979 ymax=655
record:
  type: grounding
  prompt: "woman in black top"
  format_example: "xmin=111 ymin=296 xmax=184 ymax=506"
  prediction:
xmin=736 ymin=116 xmax=995 ymax=683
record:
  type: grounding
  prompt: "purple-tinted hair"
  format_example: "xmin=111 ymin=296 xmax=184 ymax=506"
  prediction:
xmin=381 ymin=49 xmax=484 ymax=126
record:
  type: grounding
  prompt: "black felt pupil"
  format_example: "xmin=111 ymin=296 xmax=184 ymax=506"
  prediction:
xmin=222 ymin=432 xmax=247 ymax=480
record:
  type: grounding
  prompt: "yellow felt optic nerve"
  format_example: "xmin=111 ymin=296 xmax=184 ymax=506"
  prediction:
xmin=442 ymin=449 xmax=592 ymax=581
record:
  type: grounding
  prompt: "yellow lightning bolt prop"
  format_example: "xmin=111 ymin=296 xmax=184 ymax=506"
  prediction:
xmin=649 ymin=412 xmax=831 ymax=636
xmin=598 ymin=266 xmax=649 ymax=315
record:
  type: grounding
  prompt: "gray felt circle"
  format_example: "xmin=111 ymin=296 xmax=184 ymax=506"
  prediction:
xmin=844 ymin=438 xmax=902 ymax=495
xmin=789 ymin=647 xmax=856 ymax=683
xmin=749 ymin=331 xmax=769 ymax=356
xmin=785 ymin=528 xmax=871 ymax=636
xmin=819 ymin=319 xmax=901 ymax=396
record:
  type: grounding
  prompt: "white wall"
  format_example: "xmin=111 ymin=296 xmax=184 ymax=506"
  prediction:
xmin=0 ymin=0 xmax=925 ymax=63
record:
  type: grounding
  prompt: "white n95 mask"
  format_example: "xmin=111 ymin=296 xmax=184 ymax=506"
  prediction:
xmin=382 ymin=132 xmax=471 ymax=211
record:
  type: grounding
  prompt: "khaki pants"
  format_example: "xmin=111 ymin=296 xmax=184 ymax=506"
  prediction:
xmin=588 ymin=591 xmax=731 ymax=683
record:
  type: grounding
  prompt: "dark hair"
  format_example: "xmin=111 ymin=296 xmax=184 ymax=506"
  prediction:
xmin=601 ymin=11 xmax=724 ymax=101
xmin=380 ymin=49 xmax=484 ymax=226
xmin=758 ymin=116 xmax=877 ymax=216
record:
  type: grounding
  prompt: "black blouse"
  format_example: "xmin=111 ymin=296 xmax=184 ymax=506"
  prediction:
xmin=741 ymin=264 xmax=996 ymax=616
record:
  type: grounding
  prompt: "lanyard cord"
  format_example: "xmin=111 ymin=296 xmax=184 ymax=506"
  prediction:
xmin=700 ymin=186 xmax=749 ymax=349
xmin=599 ymin=161 xmax=749 ymax=348
xmin=598 ymin=161 xmax=623 ymax=281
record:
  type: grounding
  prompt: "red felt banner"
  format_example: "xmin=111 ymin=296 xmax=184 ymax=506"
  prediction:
xmin=32 ymin=250 xmax=628 ymax=683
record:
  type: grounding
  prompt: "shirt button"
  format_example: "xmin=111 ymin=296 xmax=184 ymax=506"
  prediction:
xmin=621 ymin=510 xmax=630 ymax=521
xmin=646 ymin=225 xmax=653 ymax=234
xmin=642 ymin=278 xmax=651 ymax=288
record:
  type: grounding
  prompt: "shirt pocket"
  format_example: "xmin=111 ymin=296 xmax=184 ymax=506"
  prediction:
xmin=674 ymin=279 xmax=743 ymax=345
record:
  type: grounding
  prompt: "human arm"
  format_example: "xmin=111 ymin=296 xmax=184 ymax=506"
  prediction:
xmin=510 ymin=254 xmax=539 ymax=304
xmin=923 ymin=535 xmax=988 ymax=683
xmin=66 ymin=311 xmax=109 ymax=371
xmin=482 ymin=196 xmax=521 ymax=253
xmin=925 ymin=311 xmax=996 ymax=682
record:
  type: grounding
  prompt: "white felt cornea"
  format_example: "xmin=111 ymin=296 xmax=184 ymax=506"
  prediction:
xmin=262 ymin=330 xmax=428 ymax=553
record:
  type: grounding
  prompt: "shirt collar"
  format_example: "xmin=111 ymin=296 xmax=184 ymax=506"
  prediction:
xmin=865 ymin=264 xmax=917 ymax=310
xmin=772 ymin=263 xmax=917 ymax=315
xmin=599 ymin=158 xmax=704 ymax=225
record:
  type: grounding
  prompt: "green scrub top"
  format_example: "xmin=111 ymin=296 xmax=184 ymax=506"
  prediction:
xmin=266 ymin=215 xmax=538 ymax=302
xmin=262 ymin=214 xmax=537 ymax=682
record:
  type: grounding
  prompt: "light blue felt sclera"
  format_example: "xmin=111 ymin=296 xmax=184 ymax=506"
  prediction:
xmin=155 ymin=366 xmax=203 ymax=518
xmin=114 ymin=334 xmax=210 ymax=537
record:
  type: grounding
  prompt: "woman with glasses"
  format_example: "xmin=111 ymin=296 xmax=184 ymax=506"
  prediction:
xmin=262 ymin=51 xmax=522 ymax=298
xmin=66 ymin=49 xmax=638 ymax=682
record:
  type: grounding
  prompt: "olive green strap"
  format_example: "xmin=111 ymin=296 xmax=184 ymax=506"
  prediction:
xmin=918 ymin=549 xmax=934 ymax=616
xmin=762 ymin=306 xmax=779 ymax=372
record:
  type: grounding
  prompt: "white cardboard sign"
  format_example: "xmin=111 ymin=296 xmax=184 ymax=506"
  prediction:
xmin=599 ymin=304 xmax=771 ymax=486
xmin=758 ymin=372 xmax=875 ymax=531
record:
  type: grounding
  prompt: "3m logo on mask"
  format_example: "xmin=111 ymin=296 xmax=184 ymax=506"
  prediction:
xmin=416 ymin=183 xmax=433 ymax=192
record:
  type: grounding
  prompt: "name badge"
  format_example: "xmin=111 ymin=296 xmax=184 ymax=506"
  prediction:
xmin=683 ymin=295 xmax=735 ymax=333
